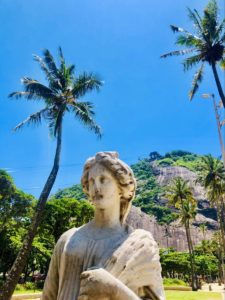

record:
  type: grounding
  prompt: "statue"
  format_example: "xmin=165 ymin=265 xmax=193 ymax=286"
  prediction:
xmin=42 ymin=152 xmax=165 ymax=300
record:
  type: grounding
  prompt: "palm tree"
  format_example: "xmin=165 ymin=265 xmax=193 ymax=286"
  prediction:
xmin=0 ymin=47 xmax=102 ymax=300
xmin=198 ymin=155 xmax=225 ymax=248
xmin=198 ymin=155 xmax=225 ymax=288
xmin=166 ymin=177 xmax=198 ymax=290
xmin=161 ymin=0 xmax=225 ymax=106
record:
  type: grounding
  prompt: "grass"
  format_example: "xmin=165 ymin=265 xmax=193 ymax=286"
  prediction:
xmin=14 ymin=289 xmax=42 ymax=294
xmin=165 ymin=290 xmax=222 ymax=300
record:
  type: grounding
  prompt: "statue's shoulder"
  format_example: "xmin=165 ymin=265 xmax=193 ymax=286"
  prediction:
xmin=55 ymin=227 xmax=79 ymax=249
xmin=128 ymin=228 xmax=159 ymax=253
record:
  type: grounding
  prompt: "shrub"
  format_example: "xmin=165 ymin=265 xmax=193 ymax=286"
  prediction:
xmin=163 ymin=278 xmax=187 ymax=286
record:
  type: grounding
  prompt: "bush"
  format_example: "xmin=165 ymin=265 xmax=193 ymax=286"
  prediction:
xmin=15 ymin=284 xmax=25 ymax=291
xmin=163 ymin=278 xmax=187 ymax=286
xmin=157 ymin=158 xmax=174 ymax=167
xmin=24 ymin=281 xmax=36 ymax=290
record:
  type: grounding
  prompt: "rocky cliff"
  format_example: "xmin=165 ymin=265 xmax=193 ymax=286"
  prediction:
xmin=127 ymin=206 xmax=214 ymax=251
xmin=154 ymin=164 xmax=218 ymax=226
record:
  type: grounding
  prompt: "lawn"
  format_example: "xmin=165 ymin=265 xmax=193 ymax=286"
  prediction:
xmin=165 ymin=291 xmax=222 ymax=300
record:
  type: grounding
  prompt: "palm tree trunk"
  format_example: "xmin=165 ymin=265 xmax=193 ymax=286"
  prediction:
xmin=0 ymin=122 xmax=62 ymax=300
xmin=217 ymin=200 xmax=225 ymax=289
xmin=185 ymin=220 xmax=197 ymax=291
xmin=211 ymin=62 xmax=225 ymax=108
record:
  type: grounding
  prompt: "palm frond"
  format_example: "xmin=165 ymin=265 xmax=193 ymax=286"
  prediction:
xmin=160 ymin=49 xmax=195 ymax=59
xmin=67 ymin=64 xmax=75 ymax=76
xmin=22 ymin=78 xmax=55 ymax=100
xmin=43 ymin=49 xmax=59 ymax=78
xmin=13 ymin=108 xmax=48 ymax=131
xmin=176 ymin=34 xmax=202 ymax=47
xmin=183 ymin=54 xmax=202 ymax=71
xmin=187 ymin=8 xmax=204 ymax=38
xmin=33 ymin=54 xmax=61 ymax=91
xmin=71 ymin=101 xmax=102 ymax=137
xmin=72 ymin=73 xmax=102 ymax=98
xmin=58 ymin=46 xmax=65 ymax=67
xmin=215 ymin=19 xmax=225 ymax=42
xmin=202 ymin=0 xmax=218 ymax=40
xmin=220 ymin=57 xmax=225 ymax=69
xmin=33 ymin=55 xmax=54 ymax=81
xmin=9 ymin=91 xmax=31 ymax=99
xmin=189 ymin=63 xmax=204 ymax=100
xmin=170 ymin=25 xmax=190 ymax=34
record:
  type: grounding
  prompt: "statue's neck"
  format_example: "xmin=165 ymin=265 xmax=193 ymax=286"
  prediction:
xmin=93 ymin=208 xmax=121 ymax=229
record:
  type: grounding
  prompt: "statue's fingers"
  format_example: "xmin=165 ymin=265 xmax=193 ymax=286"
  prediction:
xmin=80 ymin=271 xmax=91 ymax=280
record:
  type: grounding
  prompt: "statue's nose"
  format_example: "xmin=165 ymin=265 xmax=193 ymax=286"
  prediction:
xmin=93 ymin=181 xmax=100 ymax=193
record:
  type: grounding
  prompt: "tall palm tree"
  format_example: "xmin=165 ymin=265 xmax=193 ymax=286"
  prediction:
xmin=166 ymin=177 xmax=198 ymax=290
xmin=198 ymin=155 xmax=225 ymax=249
xmin=161 ymin=0 xmax=225 ymax=106
xmin=0 ymin=47 xmax=102 ymax=300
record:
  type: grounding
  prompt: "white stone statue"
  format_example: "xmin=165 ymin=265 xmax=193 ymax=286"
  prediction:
xmin=41 ymin=152 xmax=165 ymax=300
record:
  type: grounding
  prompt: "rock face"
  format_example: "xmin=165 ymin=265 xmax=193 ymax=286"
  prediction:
xmin=154 ymin=165 xmax=218 ymax=223
xmin=127 ymin=206 xmax=214 ymax=251
xmin=156 ymin=165 xmax=205 ymax=200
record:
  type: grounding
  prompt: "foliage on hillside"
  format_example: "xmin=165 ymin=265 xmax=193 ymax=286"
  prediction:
xmin=155 ymin=150 xmax=204 ymax=171
xmin=54 ymin=184 xmax=87 ymax=200
xmin=131 ymin=159 xmax=178 ymax=224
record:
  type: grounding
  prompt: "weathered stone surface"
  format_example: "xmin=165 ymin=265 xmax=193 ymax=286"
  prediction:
xmin=127 ymin=206 xmax=214 ymax=251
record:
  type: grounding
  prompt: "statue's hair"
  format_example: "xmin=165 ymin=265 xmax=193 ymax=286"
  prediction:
xmin=81 ymin=152 xmax=136 ymax=224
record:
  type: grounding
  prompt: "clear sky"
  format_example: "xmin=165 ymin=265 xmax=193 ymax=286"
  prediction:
xmin=1 ymin=0 xmax=224 ymax=197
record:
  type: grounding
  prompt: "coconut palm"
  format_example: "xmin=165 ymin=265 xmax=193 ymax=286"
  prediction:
xmin=198 ymin=155 xmax=225 ymax=250
xmin=166 ymin=177 xmax=197 ymax=290
xmin=161 ymin=0 xmax=225 ymax=106
xmin=0 ymin=48 xmax=102 ymax=300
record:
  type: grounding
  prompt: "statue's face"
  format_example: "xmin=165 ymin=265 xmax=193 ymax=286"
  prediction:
xmin=88 ymin=163 xmax=120 ymax=209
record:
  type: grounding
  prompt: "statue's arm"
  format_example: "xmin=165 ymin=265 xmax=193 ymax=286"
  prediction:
xmin=78 ymin=268 xmax=140 ymax=300
xmin=41 ymin=238 xmax=64 ymax=300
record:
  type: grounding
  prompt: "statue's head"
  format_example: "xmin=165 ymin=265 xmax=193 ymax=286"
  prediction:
xmin=81 ymin=152 xmax=136 ymax=224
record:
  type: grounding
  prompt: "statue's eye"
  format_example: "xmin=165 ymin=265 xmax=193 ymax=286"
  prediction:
xmin=100 ymin=176 xmax=105 ymax=184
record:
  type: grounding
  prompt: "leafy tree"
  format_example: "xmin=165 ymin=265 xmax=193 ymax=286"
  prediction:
xmin=161 ymin=0 xmax=225 ymax=106
xmin=54 ymin=184 xmax=86 ymax=200
xmin=0 ymin=170 xmax=34 ymax=233
xmin=0 ymin=48 xmax=102 ymax=300
xmin=166 ymin=177 xmax=198 ymax=290
xmin=149 ymin=151 xmax=162 ymax=161
xmin=0 ymin=171 xmax=34 ymax=282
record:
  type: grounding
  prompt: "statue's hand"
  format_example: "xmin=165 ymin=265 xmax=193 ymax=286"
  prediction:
xmin=78 ymin=268 xmax=117 ymax=300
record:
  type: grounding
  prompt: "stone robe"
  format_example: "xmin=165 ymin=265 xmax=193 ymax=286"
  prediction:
xmin=41 ymin=225 xmax=165 ymax=300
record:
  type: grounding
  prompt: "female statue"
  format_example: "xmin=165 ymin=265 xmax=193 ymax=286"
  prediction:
xmin=42 ymin=152 xmax=165 ymax=300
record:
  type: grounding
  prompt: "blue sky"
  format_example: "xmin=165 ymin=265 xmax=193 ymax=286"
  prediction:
xmin=1 ymin=0 xmax=224 ymax=197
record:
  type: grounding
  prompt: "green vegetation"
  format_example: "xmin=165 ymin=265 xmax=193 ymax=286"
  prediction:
xmin=160 ymin=247 xmax=220 ymax=281
xmin=163 ymin=278 xmax=187 ymax=287
xmin=157 ymin=150 xmax=203 ymax=171
xmin=131 ymin=159 xmax=178 ymax=224
xmin=54 ymin=184 xmax=87 ymax=200
xmin=165 ymin=291 xmax=221 ymax=300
